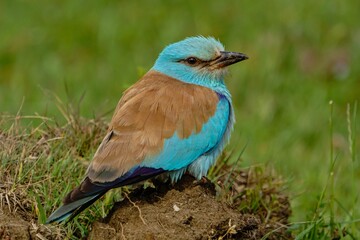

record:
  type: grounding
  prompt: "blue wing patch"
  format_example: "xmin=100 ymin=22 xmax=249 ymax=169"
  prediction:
xmin=140 ymin=96 xmax=230 ymax=176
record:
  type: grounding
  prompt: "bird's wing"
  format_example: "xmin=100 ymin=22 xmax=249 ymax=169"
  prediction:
xmin=86 ymin=70 xmax=229 ymax=184
xmin=64 ymin=71 xmax=229 ymax=204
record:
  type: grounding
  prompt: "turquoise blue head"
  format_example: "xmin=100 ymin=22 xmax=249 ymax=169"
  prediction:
xmin=152 ymin=36 xmax=248 ymax=89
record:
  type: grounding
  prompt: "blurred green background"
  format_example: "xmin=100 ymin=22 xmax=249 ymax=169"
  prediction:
xmin=1 ymin=0 xmax=359 ymax=229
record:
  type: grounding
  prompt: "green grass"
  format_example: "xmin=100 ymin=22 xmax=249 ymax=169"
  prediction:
xmin=0 ymin=106 xmax=109 ymax=238
xmin=288 ymin=101 xmax=359 ymax=239
xmin=0 ymin=0 xmax=359 ymax=239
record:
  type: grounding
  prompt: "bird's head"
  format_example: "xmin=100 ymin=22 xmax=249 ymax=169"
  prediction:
xmin=152 ymin=36 xmax=248 ymax=88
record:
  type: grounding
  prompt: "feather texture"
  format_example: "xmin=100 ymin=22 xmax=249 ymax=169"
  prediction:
xmin=87 ymin=70 xmax=219 ymax=183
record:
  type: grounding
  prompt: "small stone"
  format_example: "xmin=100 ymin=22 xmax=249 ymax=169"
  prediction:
xmin=173 ymin=204 xmax=180 ymax=212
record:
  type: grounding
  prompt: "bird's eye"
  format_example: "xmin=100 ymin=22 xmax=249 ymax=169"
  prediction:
xmin=185 ymin=57 xmax=198 ymax=65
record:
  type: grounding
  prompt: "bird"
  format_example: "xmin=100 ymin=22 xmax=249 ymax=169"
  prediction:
xmin=46 ymin=36 xmax=248 ymax=223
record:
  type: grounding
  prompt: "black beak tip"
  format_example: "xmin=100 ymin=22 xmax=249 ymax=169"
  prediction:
xmin=215 ymin=51 xmax=249 ymax=67
xmin=240 ymin=53 xmax=249 ymax=61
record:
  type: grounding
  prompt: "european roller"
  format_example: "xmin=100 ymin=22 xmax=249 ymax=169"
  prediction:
xmin=46 ymin=36 xmax=248 ymax=223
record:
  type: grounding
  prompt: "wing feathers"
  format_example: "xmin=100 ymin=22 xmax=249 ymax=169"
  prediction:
xmin=47 ymin=166 xmax=165 ymax=223
xmin=89 ymin=70 xmax=218 ymax=183
xmin=47 ymin=70 xmax=224 ymax=223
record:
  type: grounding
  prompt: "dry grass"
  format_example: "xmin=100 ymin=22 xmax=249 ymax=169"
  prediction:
xmin=0 ymin=109 xmax=108 ymax=238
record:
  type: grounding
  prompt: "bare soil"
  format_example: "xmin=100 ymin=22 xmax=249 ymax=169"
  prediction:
xmin=0 ymin=209 xmax=58 ymax=240
xmin=89 ymin=173 xmax=291 ymax=240
xmin=0 ymin=170 xmax=291 ymax=240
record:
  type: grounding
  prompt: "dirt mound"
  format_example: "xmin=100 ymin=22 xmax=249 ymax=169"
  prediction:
xmin=89 ymin=174 xmax=291 ymax=239
xmin=0 ymin=211 xmax=31 ymax=240
xmin=0 ymin=168 xmax=290 ymax=239
xmin=0 ymin=209 xmax=61 ymax=240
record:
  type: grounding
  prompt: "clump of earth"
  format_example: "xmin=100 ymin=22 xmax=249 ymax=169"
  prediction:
xmin=89 ymin=170 xmax=291 ymax=240
xmin=0 ymin=168 xmax=291 ymax=239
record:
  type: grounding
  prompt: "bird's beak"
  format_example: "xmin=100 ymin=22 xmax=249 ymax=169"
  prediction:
xmin=210 ymin=51 xmax=249 ymax=69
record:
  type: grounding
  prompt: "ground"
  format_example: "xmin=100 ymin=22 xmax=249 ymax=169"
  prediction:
xmin=90 ymin=174 xmax=291 ymax=240
xmin=1 ymin=170 xmax=291 ymax=240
